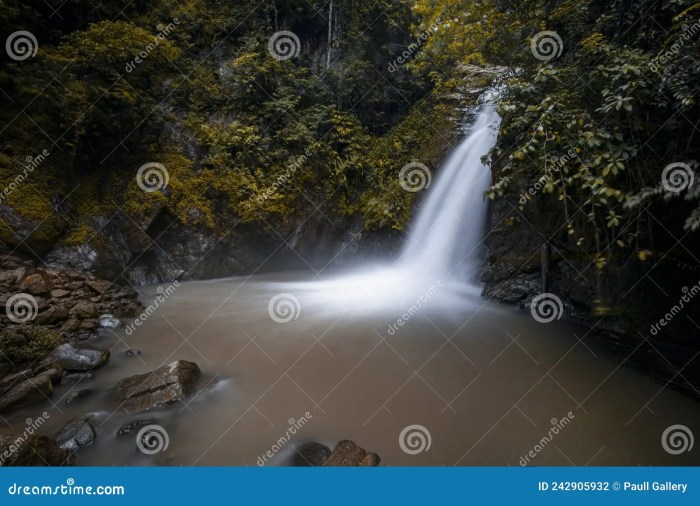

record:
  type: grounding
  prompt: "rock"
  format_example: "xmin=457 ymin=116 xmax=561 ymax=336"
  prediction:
xmin=323 ymin=440 xmax=381 ymax=467
xmin=0 ymin=369 xmax=33 ymax=395
xmin=0 ymin=375 xmax=53 ymax=413
xmin=125 ymin=349 xmax=141 ymax=358
xmin=290 ymin=442 xmax=332 ymax=466
xmin=19 ymin=272 xmax=50 ymax=294
xmin=99 ymin=314 xmax=121 ymax=328
xmin=50 ymin=289 xmax=71 ymax=298
xmin=62 ymin=371 xmax=94 ymax=384
xmin=69 ymin=301 xmax=99 ymax=319
xmin=47 ymin=343 xmax=109 ymax=371
xmin=55 ymin=421 xmax=96 ymax=452
xmin=0 ymin=267 xmax=26 ymax=285
xmin=86 ymin=280 xmax=112 ymax=294
xmin=112 ymin=360 xmax=201 ymax=413
xmin=0 ymin=434 xmax=74 ymax=466
xmin=64 ymin=389 xmax=92 ymax=405
xmin=0 ymin=363 xmax=12 ymax=377
xmin=35 ymin=305 xmax=69 ymax=325
xmin=116 ymin=419 xmax=156 ymax=437
xmin=32 ymin=363 xmax=63 ymax=384
xmin=79 ymin=320 xmax=97 ymax=330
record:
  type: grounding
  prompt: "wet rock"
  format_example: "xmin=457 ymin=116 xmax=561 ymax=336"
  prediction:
xmin=69 ymin=301 xmax=100 ymax=319
xmin=0 ymin=375 xmax=53 ymax=413
xmin=99 ymin=314 xmax=121 ymax=328
xmin=55 ymin=421 xmax=96 ymax=452
xmin=32 ymin=363 xmax=63 ymax=384
xmin=323 ymin=440 xmax=381 ymax=467
xmin=47 ymin=343 xmax=109 ymax=371
xmin=62 ymin=371 xmax=94 ymax=384
xmin=116 ymin=419 xmax=156 ymax=437
xmin=0 ymin=434 xmax=74 ymax=466
xmin=64 ymin=389 xmax=93 ymax=405
xmin=112 ymin=360 xmax=201 ymax=413
xmin=79 ymin=320 xmax=97 ymax=330
xmin=290 ymin=442 xmax=332 ymax=466
xmin=19 ymin=272 xmax=50 ymax=294
xmin=0 ymin=369 xmax=33 ymax=395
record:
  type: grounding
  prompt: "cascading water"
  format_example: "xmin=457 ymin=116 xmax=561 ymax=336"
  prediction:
xmin=399 ymin=99 xmax=501 ymax=284
xmin=273 ymin=96 xmax=502 ymax=311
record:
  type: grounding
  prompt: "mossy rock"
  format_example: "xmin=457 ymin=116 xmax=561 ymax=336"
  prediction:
xmin=0 ymin=325 xmax=64 ymax=364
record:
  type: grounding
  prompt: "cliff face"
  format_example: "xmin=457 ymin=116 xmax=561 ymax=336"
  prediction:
xmin=482 ymin=164 xmax=700 ymax=397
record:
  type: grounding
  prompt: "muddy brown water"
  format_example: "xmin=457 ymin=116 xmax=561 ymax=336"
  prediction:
xmin=2 ymin=269 xmax=699 ymax=466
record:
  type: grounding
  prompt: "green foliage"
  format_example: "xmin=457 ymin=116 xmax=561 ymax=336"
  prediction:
xmin=0 ymin=325 xmax=64 ymax=364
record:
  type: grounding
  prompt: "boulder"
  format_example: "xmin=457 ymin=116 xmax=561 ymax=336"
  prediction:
xmin=0 ymin=434 xmax=74 ymax=466
xmin=0 ymin=369 xmax=33 ymax=395
xmin=290 ymin=442 xmax=332 ymax=466
xmin=86 ymin=280 xmax=112 ymax=295
xmin=65 ymin=389 xmax=92 ymax=405
xmin=0 ymin=267 xmax=26 ymax=285
xmin=323 ymin=440 xmax=381 ymax=467
xmin=0 ymin=375 xmax=53 ymax=413
xmin=55 ymin=421 xmax=96 ymax=452
xmin=19 ymin=272 xmax=50 ymax=294
xmin=69 ymin=301 xmax=100 ymax=319
xmin=62 ymin=371 xmax=94 ymax=384
xmin=47 ymin=343 xmax=109 ymax=372
xmin=35 ymin=305 xmax=69 ymax=325
xmin=32 ymin=363 xmax=63 ymax=384
xmin=112 ymin=360 xmax=201 ymax=413
xmin=99 ymin=314 xmax=121 ymax=328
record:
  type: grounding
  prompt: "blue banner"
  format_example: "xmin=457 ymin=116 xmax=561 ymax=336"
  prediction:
xmin=1 ymin=467 xmax=698 ymax=504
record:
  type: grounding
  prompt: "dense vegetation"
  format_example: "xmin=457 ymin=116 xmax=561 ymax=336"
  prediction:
xmin=0 ymin=0 xmax=462 ymax=258
xmin=1 ymin=0 xmax=698 ymax=289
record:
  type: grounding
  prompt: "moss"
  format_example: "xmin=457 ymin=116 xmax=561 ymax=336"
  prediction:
xmin=0 ymin=325 xmax=64 ymax=364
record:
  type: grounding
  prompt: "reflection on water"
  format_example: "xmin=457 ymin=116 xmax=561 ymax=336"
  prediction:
xmin=2 ymin=269 xmax=699 ymax=466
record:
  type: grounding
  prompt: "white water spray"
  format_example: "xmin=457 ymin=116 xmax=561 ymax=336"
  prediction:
xmin=399 ymin=100 xmax=501 ymax=283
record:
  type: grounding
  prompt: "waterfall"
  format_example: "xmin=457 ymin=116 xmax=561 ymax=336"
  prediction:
xmin=399 ymin=100 xmax=501 ymax=285
xmin=274 ymin=96 xmax=501 ymax=311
